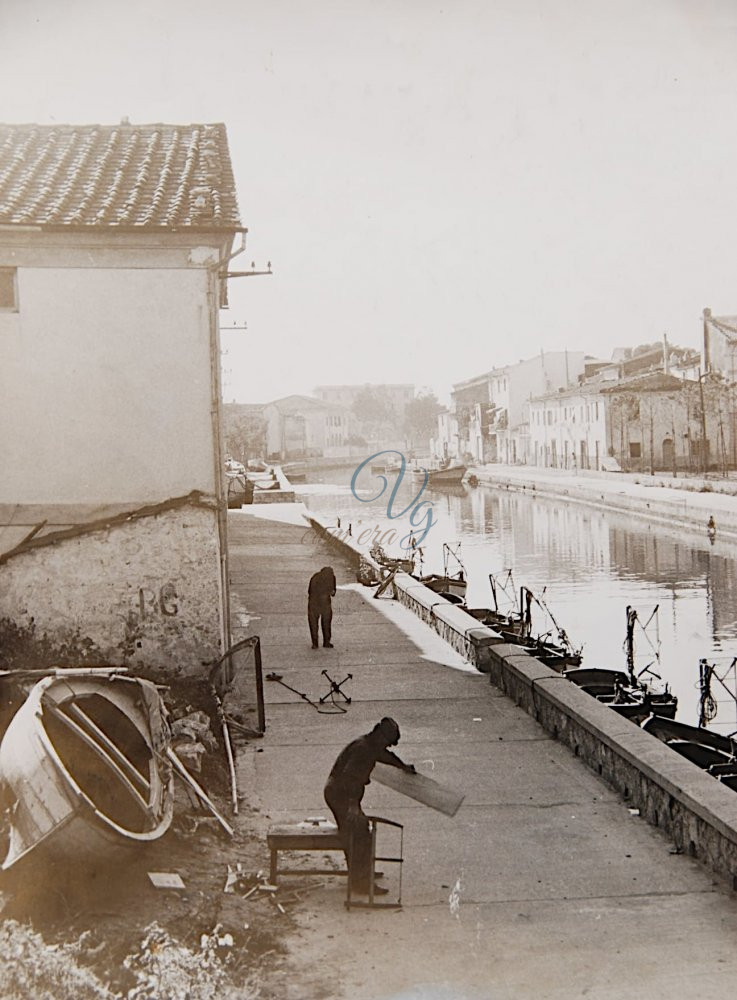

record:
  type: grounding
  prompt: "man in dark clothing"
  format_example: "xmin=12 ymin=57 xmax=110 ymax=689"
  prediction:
xmin=324 ymin=717 xmax=415 ymax=895
xmin=308 ymin=565 xmax=337 ymax=649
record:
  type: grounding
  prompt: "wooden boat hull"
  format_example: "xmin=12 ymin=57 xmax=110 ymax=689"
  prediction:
xmin=418 ymin=575 xmax=468 ymax=599
xmin=427 ymin=466 xmax=467 ymax=485
xmin=0 ymin=673 xmax=174 ymax=870
xmin=410 ymin=465 xmax=467 ymax=485
xmin=642 ymin=715 xmax=737 ymax=755
xmin=666 ymin=740 xmax=734 ymax=770
xmin=563 ymin=667 xmax=677 ymax=721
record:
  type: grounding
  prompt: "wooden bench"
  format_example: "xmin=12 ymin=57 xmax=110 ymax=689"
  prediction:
xmin=267 ymin=821 xmax=347 ymax=884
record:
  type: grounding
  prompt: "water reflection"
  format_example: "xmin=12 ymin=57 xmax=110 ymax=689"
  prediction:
xmin=300 ymin=469 xmax=737 ymax=731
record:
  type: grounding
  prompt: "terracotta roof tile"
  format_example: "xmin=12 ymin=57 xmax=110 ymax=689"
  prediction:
xmin=0 ymin=122 xmax=241 ymax=230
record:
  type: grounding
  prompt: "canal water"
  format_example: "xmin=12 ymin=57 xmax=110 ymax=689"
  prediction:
xmin=296 ymin=462 xmax=737 ymax=733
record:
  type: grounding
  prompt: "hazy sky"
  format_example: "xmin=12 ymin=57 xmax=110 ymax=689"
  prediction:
xmin=3 ymin=0 xmax=736 ymax=404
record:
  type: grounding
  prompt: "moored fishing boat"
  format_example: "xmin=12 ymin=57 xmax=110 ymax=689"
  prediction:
xmin=0 ymin=670 xmax=174 ymax=870
xmin=563 ymin=606 xmax=677 ymax=721
xmin=642 ymin=713 xmax=737 ymax=755
xmin=411 ymin=464 xmax=467 ymax=486
xmin=471 ymin=582 xmax=583 ymax=669
xmin=414 ymin=542 xmax=468 ymax=601
xmin=563 ymin=667 xmax=672 ymax=720
xmin=642 ymin=713 xmax=737 ymax=776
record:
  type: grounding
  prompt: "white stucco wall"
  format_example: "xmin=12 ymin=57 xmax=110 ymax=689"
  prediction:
xmin=1 ymin=262 xmax=216 ymax=504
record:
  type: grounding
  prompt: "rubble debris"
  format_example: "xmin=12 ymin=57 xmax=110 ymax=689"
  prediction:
xmin=223 ymin=862 xmax=249 ymax=894
xmin=148 ymin=872 xmax=186 ymax=890
xmin=171 ymin=711 xmax=217 ymax=751
xmin=123 ymin=921 xmax=256 ymax=1000
xmin=0 ymin=919 xmax=116 ymax=1000
xmin=172 ymin=741 xmax=207 ymax=772
xmin=167 ymin=748 xmax=234 ymax=837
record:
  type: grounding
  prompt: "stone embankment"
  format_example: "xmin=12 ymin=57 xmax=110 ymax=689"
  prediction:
xmin=307 ymin=508 xmax=737 ymax=890
xmin=469 ymin=463 xmax=737 ymax=540
xmin=250 ymin=465 xmax=295 ymax=503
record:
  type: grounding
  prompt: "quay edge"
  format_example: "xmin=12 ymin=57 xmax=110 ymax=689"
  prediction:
xmin=305 ymin=513 xmax=503 ymax=672
xmin=467 ymin=463 xmax=737 ymax=540
xmin=307 ymin=509 xmax=737 ymax=891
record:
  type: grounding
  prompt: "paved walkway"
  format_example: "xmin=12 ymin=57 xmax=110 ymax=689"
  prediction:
xmin=228 ymin=508 xmax=737 ymax=1000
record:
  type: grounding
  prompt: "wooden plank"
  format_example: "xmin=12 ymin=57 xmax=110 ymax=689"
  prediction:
xmin=372 ymin=764 xmax=465 ymax=817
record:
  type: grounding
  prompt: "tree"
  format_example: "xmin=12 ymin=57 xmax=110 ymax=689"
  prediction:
xmin=223 ymin=407 xmax=266 ymax=466
xmin=404 ymin=391 xmax=442 ymax=446
xmin=352 ymin=387 xmax=395 ymax=426
xmin=351 ymin=387 xmax=397 ymax=441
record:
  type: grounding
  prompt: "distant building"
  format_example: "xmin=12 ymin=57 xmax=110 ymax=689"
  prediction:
xmin=264 ymin=395 xmax=355 ymax=460
xmin=315 ymin=383 xmax=414 ymax=417
xmin=703 ymin=311 xmax=737 ymax=468
xmin=529 ymin=385 xmax=610 ymax=471
xmin=0 ymin=120 xmax=242 ymax=675
xmin=439 ymin=352 xmax=586 ymax=464
xmin=530 ymin=371 xmax=734 ymax=473
xmin=588 ymin=340 xmax=701 ymax=384
xmin=704 ymin=309 xmax=737 ymax=382
xmin=433 ymin=410 xmax=460 ymax=462
xmin=602 ymin=372 xmax=733 ymax=474
xmin=314 ymin=383 xmax=414 ymax=448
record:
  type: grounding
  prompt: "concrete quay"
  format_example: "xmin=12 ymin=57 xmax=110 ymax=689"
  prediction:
xmin=468 ymin=462 xmax=737 ymax=541
xmin=228 ymin=507 xmax=737 ymax=1000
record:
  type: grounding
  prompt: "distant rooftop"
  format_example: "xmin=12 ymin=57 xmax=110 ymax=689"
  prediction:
xmin=266 ymin=394 xmax=350 ymax=412
xmin=0 ymin=121 xmax=241 ymax=230
xmin=314 ymin=383 xmax=414 ymax=392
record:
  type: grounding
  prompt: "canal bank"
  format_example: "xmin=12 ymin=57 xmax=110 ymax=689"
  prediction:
xmin=228 ymin=505 xmax=737 ymax=1000
xmin=309 ymin=508 xmax=737 ymax=888
xmin=468 ymin=463 xmax=737 ymax=540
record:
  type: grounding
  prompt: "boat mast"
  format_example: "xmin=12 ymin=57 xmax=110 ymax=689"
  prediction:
xmin=489 ymin=574 xmax=498 ymax=613
xmin=521 ymin=587 xmax=533 ymax=638
xmin=625 ymin=606 xmax=637 ymax=681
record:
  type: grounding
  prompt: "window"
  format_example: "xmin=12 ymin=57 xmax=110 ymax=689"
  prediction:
xmin=0 ymin=268 xmax=17 ymax=310
xmin=629 ymin=442 xmax=641 ymax=458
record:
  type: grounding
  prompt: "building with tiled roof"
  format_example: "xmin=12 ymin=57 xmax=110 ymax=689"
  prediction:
xmin=0 ymin=121 xmax=241 ymax=230
xmin=529 ymin=367 xmax=734 ymax=475
xmin=0 ymin=120 xmax=248 ymax=677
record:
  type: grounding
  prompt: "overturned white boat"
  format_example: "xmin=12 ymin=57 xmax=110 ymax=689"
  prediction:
xmin=0 ymin=671 xmax=174 ymax=870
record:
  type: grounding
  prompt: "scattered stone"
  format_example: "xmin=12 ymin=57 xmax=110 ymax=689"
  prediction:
xmin=173 ymin=741 xmax=207 ymax=772
xmin=171 ymin=711 xmax=217 ymax=750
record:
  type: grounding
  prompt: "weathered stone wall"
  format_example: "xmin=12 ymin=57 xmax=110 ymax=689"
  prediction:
xmin=489 ymin=645 xmax=737 ymax=888
xmin=0 ymin=505 xmax=223 ymax=676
